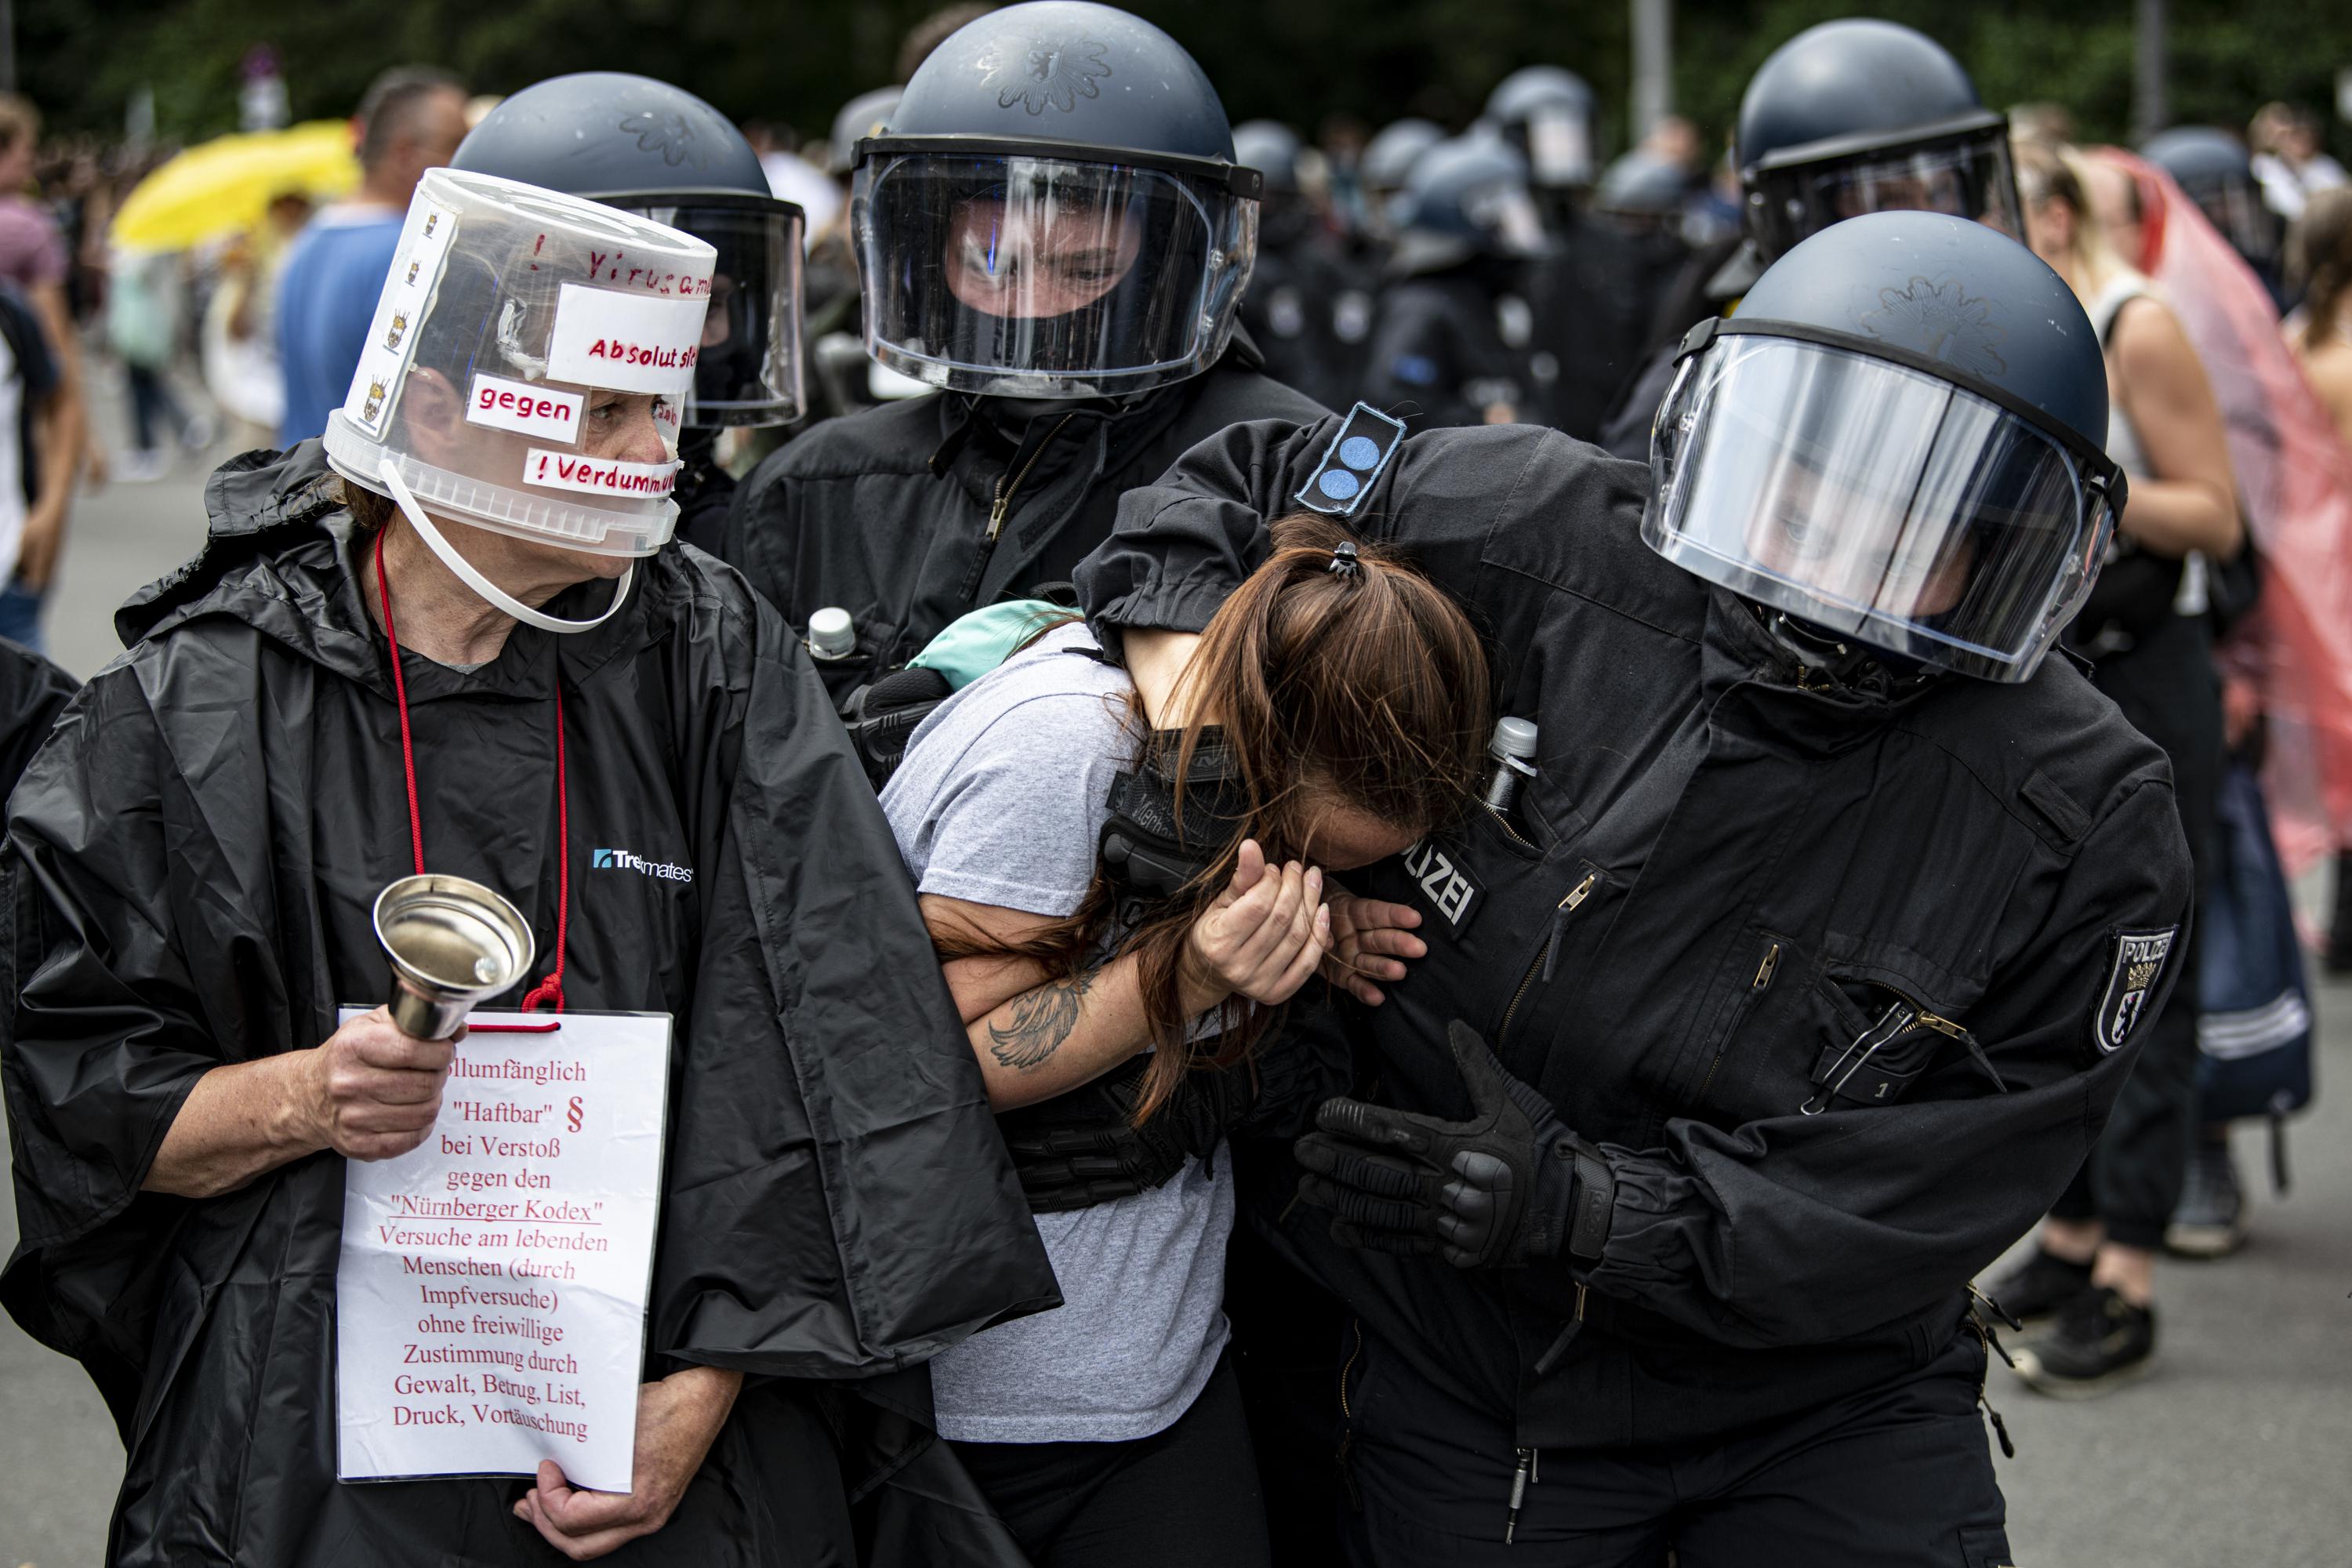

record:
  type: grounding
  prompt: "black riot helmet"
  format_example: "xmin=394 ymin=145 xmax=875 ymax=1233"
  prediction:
xmin=850 ymin=0 xmax=1262 ymax=398
xmin=1734 ymin=21 xmax=2022 ymax=267
xmin=1647 ymin=210 xmax=2124 ymax=684
xmin=1486 ymin=66 xmax=1599 ymax=191
xmin=452 ymin=73 xmax=805 ymax=430
xmin=1391 ymin=130 xmax=1547 ymax=277
xmin=2141 ymin=126 xmax=2283 ymax=271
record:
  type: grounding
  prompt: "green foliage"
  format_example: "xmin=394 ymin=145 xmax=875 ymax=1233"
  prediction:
xmin=19 ymin=0 xmax=2350 ymax=166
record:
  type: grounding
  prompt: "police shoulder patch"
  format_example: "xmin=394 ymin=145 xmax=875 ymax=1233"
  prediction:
xmin=1400 ymin=836 xmax=1485 ymax=934
xmin=1295 ymin=401 xmax=1407 ymax=518
xmin=2092 ymin=926 xmax=2178 ymax=1054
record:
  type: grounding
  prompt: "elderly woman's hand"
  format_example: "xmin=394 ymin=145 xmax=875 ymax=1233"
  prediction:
xmin=299 ymin=1006 xmax=457 ymax=1162
xmin=514 ymin=1366 xmax=744 ymax=1559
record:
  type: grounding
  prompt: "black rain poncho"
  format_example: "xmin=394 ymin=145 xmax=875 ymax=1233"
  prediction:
xmin=0 ymin=444 xmax=1058 ymax=1565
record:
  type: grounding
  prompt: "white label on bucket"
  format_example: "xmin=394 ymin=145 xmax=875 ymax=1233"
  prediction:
xmin=343 ymin=197 xmax=459 ymax=441
xmin=467 ymin=372 xmax=583 ymax=442
xmin=525 ymin=449 xmax=681 ymax=499
xmin=543 ymin=285 xmax=708 ymax=396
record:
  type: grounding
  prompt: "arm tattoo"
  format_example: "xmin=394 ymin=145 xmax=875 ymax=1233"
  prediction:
xmin=988 ymin=969 xmax=1094 ymax=1071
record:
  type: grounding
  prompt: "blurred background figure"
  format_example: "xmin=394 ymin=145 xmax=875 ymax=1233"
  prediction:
xmin=2250 ymin=101 xmax=2349 ymax=223
xmin=0 ymin=93 xmax=85 ymax=640
xmin=1361 ymin=129 xmax=1543 ymax=429
xmin=2142 ymin=127 xmax=2288 ymax=307
xmin=201 ymin=188 xmax=311 ymax=449
xmin=1230 ymin=118 xmax=1364 ymax=411
xmin=1994 ymin=136 xmax=2245 ymax=1396
xmin=273 ymin=64 xmax=465 ymax=448
xmin=103 ymin=245 xmax=207 ymax=481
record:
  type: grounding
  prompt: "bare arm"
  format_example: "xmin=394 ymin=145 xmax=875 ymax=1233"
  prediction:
xmin=922 ymin=843 xmax=1328 ymax=1111
xmin=143 ymin=1007 xmax=455 ymax=1198
xmin=2297 ymin=340 xmax=2352 ymax=454
xmin=2109 ymin=298 xmax=2244 ymax=561
xmin=14 ymin=379 xmax=75 ymax=589
xmin=24 ymin=279 xmax=85 ymax=486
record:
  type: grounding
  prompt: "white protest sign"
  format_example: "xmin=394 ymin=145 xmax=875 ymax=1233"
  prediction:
xmin=336 ymin=1008 xmax=670 ymax=1493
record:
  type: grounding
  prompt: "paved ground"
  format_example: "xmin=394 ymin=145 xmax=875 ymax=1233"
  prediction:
xmin=3 ymin=383 xmax=2351 ymax=1565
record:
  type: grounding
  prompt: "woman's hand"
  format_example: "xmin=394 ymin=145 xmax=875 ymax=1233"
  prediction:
xmin=298 ymin=1006 xmax=458 ymax=1162
xmin=1182 ymin=839 xmax=1330 ymax=1010
xmin=1320 ymin=892 xmax=1427 ymax=1006
xmin=513 ymin=1365 xmax=742 ymax=1560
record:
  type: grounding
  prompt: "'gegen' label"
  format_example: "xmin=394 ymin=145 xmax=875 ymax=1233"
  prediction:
xmin=468 ymin=373 xmax=582 ymax=442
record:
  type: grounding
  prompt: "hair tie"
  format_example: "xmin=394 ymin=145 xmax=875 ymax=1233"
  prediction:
xmin=1327 ymin=540 xmax=1362 ymax=580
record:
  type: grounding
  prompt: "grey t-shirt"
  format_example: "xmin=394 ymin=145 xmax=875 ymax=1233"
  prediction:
xmin=880 ymin=622 xmax=1234 ymax=1443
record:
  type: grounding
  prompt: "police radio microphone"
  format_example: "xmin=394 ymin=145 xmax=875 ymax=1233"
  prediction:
xmin=1483 ymin=717 xmax=1538 ymax=815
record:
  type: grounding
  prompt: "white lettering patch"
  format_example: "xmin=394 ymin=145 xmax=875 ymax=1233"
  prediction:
xmin=544 ymin=285 xmax=709 ymax=396
xmin=467 ymin=373 xmax=583 ymax=441
xmin=525 ymin=450 xmax=681 ymax=499
xmin=1401 ymin=838 xmax=1482 ymax=933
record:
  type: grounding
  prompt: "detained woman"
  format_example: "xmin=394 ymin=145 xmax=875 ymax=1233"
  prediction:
xmin=1991 ymin=136 xmax=2245 ymax=1395
xmin=878 ymin=516 xmax=1492 ymax=1566
xmin=0 ymin=170 xmax=1054 ymax=1566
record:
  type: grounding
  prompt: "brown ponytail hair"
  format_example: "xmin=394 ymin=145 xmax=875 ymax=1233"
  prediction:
xmin=935 ymin=513 xmax=1493 ymax=1120
xmin=2290 ymin=187 xmax=2352 ymax=354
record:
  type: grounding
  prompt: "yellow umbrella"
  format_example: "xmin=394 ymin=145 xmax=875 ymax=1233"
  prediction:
xmin=111 ymin=119 xmax=361 ymax=252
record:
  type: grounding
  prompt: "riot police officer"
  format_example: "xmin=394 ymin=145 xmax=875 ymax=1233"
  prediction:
xmin=1077 ymin=210 xmax=2193 ymax=1564
xmin=1232 ymin=119 xmax=1368 ymax=411
xmin=1599 ymin=19 xmax=2025 ymax=458
xmin=721 ymin=0 xmax=1325 ymax=702
xmin=2142 ymin=126 xmax=2289 ymax=308
xmin=1486 ymin=64 xmax=1653 ymax=441
xmin=1363 ymin=130 xmax=1545 ymax=429
xmin=449 ymin=74 xmax=808 ymax=555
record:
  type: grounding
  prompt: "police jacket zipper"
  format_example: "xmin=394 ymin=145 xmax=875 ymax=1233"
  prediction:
xmin=959 ymin=413 xmax=1076 ymax=603
xmin=1693 ymin=938 xmax=1781 ymax=1104
xmin=1500 ymin=870 xmax=1599 ymax=1047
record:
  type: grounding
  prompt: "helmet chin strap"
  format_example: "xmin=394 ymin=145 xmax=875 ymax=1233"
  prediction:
xmin=377 ymin=457 xmax=635 ymax=636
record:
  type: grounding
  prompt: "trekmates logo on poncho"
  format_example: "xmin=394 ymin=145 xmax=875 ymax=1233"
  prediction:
xmin=2093 ymin=927 xmax=2178 ymax=1054
xmin=591 ymin=847 xmax=693 ymax=884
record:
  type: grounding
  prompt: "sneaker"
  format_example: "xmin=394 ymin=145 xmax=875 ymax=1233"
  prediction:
xmin=1980 ymin=1247 xmax=2093 ymax=1323
xmin=2165 ymin=1135 xmax=2248 ymax=1258
xmin=114 ymin=448 xmax=169 ymax=483
xmin=2009 ymin=1286 xmax=2155 ymax=1398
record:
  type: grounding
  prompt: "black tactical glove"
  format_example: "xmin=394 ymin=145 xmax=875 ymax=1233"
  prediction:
xmin=1004 ymin=1053 xmax=1258 ymax=1214
xmin=1294 ymin=1021 xmax=1614 ymax=1269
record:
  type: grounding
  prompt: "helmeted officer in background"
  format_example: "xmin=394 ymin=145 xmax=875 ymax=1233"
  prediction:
xmin=1357 ymin=118 xmax=1446 ymax=237
xmin=1487 ymin=65 xmax=1652 ymax=441
xmin=1232 ymin=119 xmax=1370 ymax=411
xmin=1077 ymin=210 xmax=2192 ymax=1563
xmin=1362 ymin=130 xmax=1545 ymax=429
xmin=1599 ymin=19 xmax=2025 ymax=458
xmin=2140 ymin=126 xmax=2289 ymax=309
xmin=722 ymin=0 xmax=1325 ymax=703
xmin=448 ymin=74 xmax=806 ymax=557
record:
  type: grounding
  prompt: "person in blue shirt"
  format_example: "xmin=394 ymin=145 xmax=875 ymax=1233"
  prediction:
xmin=274 ymin=66 xmax=466 ymax=448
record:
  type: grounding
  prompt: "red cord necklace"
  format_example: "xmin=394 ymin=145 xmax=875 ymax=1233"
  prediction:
xmin=374 ymin=527 xmax=569 ymax=1014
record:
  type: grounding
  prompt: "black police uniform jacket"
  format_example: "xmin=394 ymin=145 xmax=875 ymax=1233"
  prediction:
xmin=1076 ymin=416 xmax=2194 ymax=1450
xmin=720 ymin=334 xmax=1327 ymax=704
xmin=0 ymin=445 xmax=1059 ymax=1566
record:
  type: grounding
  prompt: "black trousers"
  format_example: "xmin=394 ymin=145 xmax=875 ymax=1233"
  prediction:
xmin=949 ymin=1351 xmax=1272 ymax=1568
xmin=2053 ymin=612 xmax=2223 ymax=1248
xmin=1333 ymin=1323 xmax=2013 ymax=1568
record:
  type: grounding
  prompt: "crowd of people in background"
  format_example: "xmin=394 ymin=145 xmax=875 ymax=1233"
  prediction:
xmin=2 ymin=5 xmax=2351 ymax=1564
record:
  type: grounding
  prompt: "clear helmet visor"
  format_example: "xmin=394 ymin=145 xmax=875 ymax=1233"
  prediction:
xmin=1752 ymin=130 xmax=2023 ymax=259
xmin=619 ymin=198 xmax=806 ymax=427
xmin=322 ymin=169 xmax=717 ymax=558
xmin=1643 ymin=336 xmax=2116 ymax=682
xmin=851 ymin=151 xmax=1256 ymax=397
xmin=1524 ymin=106 xmax=1595 ymax=188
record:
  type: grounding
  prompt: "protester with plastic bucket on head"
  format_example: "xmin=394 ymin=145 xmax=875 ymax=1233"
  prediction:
xmin=450 ymin=74 xmax=808 ymax=556
xmin=0 ymin=167 xmax=1055 ymax=1567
